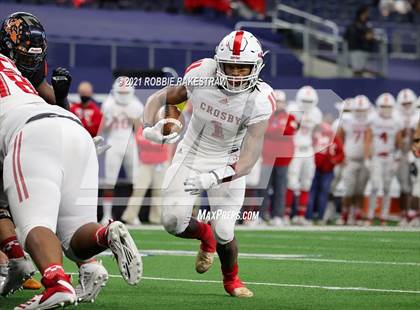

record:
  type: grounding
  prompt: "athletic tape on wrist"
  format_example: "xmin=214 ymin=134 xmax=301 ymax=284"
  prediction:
xmin=211 ymin=164 xmax=236 ymax=183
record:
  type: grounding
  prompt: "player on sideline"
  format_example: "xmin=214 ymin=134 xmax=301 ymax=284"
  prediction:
xmin=365 ymin=93 xmax=403 ymax=225
xmin=0 ymin=52 xmax=142 ymax=309
xmin=285 ymin=86 xmax=322 ymax=225
xmin=0 ymin=12 xmax=110 ymax=301
xmin=142 ymin=30 xmax=274 ymax=297
xmin=326 ymin=98 xmax=353 ymax=222
xmin=100 ymin=79 xmax=143 ymax=225
xmin=336 ymin=95 xmax=371 ymax=225
xmin=395 ymin=89 xmax=418 ymax=226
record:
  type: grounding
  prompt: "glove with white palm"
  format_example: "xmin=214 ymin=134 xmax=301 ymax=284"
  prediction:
xmin=142 ymin=119 xmax=180 ymax=144
xmin=184 ymin=172 xmax=219 ymax=195
xmin=184 ymin=166 xmax=236 ymax=195
xmin=93 ymin=136 xmax=111 ymax=155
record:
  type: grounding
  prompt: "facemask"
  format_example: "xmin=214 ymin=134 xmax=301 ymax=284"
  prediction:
xmin=379 ymin=107 xmax=393 ymax=119
xmin=353 ymin=110 xmax=367 ymax=120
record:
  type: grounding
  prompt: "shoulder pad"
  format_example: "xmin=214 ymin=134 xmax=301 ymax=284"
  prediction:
xmin=183 ymin=58 xmax=216 ymax=79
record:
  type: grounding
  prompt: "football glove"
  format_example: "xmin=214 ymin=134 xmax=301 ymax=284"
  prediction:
xmin=184 ymin=166 xmax=236 ymax=195
xmin=93 ymin=136 xmax=111 ymax=155
xmin=51 ymin=67 xmax=72 ymax=100
xmin=142 ymin=119 xmax=180 ymax=144
xmin=184 ymin=172 xmax=219 ymax=195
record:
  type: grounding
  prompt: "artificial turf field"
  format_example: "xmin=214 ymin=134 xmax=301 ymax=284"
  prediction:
xmin=3 ymin=227 xmax=420 ymax=310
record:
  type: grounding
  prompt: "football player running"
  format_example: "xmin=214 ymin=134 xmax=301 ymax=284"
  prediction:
xmin=395 ymin=89 xmax=418 ymax=226
xmin=142 ymin=30 xmax=274 ymax=297
xmin=365 ymin=93 xmax=403 ymax=225
xmin=336 ymin=95 xmax=371 ymax=225
xmin=0 ymin=12 xmax=109 ymax=302
xmin=0 ymin=52 xmax=142 ymax=309
xmin=285 ymin=86 xmax=322 ymax=225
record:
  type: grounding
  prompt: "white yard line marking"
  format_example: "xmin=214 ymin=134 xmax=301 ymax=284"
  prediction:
xmin=127 ymin=225 xmax=420 ymax=232
xmin=70 ymin=273 xmax=420 ymax=295
xmin=98 ymin=249 xmax=420 ymax=266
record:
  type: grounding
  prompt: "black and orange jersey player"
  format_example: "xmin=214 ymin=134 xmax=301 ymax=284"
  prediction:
xmin=0 ymin=12 xmax=71 ymax=109
xmin=0 ymin=12 xmax=72 ymax=295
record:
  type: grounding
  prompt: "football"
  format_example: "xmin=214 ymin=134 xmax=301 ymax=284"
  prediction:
xmin=154 ymin=105 xmax=185 ymax=136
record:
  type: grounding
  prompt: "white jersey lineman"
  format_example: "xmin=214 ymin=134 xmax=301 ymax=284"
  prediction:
xmin=0 ymin=53 xmax=98 ymax=256
xmin=341 ymin=114 xmax=371 ymax=197
xmin=101 ymin=83 xmax=143 ymax=187
xmin=162 ymin=57 xmax=273 ymax=239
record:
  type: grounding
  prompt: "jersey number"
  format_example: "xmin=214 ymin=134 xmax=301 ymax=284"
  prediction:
xmin=353 ymin=130 xmax=364 ymax=143
xmin=111 ymin=117 xmax=130 ymax=129
xmin=0 ymin=71 xmax=38 ymax=97
xmin=211 ymin=120 xmax=224 ymax=139
xmin=379 ymin=132 xmax=388 ymax=143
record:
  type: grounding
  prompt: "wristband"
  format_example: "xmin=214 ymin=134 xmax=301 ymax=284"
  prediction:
xmin=211 ymin=164 xmax=236 ymax=184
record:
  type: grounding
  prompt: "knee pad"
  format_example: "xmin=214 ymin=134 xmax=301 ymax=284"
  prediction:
xmin=212 ymin=222 xmax=234 ymax=245
xmin=161 ymin=214 xmax=189 ymax=235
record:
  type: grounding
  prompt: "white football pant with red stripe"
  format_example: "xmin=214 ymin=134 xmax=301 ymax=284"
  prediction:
xmin=3 ymin=117 xmax=98 ymax=255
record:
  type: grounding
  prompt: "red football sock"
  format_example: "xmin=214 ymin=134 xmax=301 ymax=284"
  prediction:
xmin=297 ymin=191 xmax=309 ymax=216
xmin=177 ymin=218 xmax=216 ymax=252
xmin=198 ymin=223 xmax=216 ymax=253
xmin=0 ymin=236 xmax=25 ymax=259
xmin=221 ymin=263 xmax=238 ymax=281
xmin=93 ymin=225 xmax=108 ymax=248
xmin=354 ymin=209 xmax=363 ymax=221
xmin=341 ymin=210 xmax=349 ymax=222
xmin=299 ymin=191 xmax=309 ymax=206
xmin=286 ymin=189 xmax=294 ymax=208
xmin=42 ymin=264 xmax=65 ymax=280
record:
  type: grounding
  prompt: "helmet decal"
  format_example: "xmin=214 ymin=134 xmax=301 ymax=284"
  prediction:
xmin=5 ymin=18 xmax=23 ymax=45
xmin=232 ymin=31 xmax=244 ymax=56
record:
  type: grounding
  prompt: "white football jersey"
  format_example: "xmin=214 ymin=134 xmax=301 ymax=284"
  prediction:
xmin=332 ymin=111 xmax=352 ymax=133
xmin=341 ymin=115 xmax=370 ymax=160
xmin=178 ymin=58 xmax=274 ymax=170
xmin=0 ymin=53 xmax=77 ymax=160
xmin=101 ymin=95 xmax=143 ymax=143
xmin=287 ymin=102 xmax=322 ymax=156
xmin=370 ymin=113 xmax=402 ymax=157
